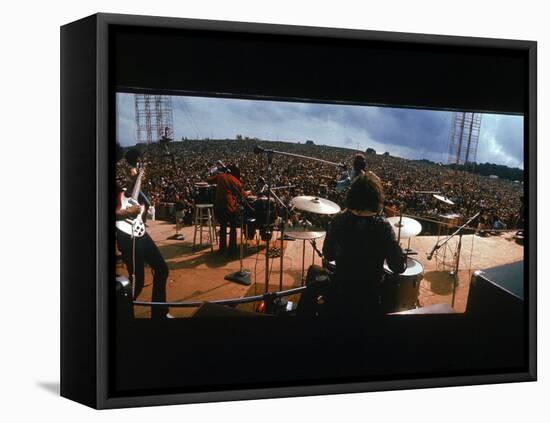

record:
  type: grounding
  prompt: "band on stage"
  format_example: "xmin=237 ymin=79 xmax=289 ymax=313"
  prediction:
xmin=115 ymin=146 xmax=506 ymax=318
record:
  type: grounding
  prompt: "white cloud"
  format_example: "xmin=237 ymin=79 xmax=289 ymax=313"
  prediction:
xmin=116 ymin=93 xmax=523 ymax=168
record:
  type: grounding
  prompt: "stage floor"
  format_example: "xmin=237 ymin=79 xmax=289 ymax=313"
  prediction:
xmin=116 ymin=220 xmax=524 ymax=317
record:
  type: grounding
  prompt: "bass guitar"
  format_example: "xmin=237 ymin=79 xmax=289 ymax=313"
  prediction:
xmin=116 ymin=165 xmax=146 ymax=237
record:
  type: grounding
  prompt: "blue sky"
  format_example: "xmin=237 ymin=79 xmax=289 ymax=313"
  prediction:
xmin=116 ymin=93 xmax=524 ymax=169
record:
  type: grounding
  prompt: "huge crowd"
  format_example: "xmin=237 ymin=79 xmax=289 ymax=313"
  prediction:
xmin=116 ymin=139 xmax=524 ymax=230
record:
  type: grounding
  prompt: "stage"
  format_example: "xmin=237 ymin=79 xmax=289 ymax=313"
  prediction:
xmin=116 ymin=220 xmax=524 ymax=318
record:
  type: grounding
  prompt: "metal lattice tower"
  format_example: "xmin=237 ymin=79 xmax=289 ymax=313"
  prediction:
xmin=134 ymin=94 xmax=174 ymax=144
xmin=447 ymin=112 xmax=482 ymax=172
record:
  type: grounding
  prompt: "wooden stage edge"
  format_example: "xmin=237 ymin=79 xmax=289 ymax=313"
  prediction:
xmin=115 ymin=220 xmax=524 ymax=318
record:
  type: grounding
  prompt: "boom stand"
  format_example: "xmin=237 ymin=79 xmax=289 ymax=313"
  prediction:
xmin=254 ymin=145 xmax=345 ymax=294
xmin=224 ymin=201 xmax=252 ymax=286
xmin=264 ymin=151 xmax=274 ymax=293
xmin=427 ymin=212 xmax=480 ymax=307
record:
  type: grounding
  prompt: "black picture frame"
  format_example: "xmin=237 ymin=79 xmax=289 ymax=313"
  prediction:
xmin=61 ymin=12 xmax=536 ymax=409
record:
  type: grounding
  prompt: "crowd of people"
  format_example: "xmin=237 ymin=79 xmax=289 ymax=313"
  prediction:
xmin=116 ymin=138 xmax=524 ymax=230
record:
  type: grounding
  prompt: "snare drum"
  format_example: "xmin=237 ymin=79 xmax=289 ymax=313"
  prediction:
xmin=382 ymin=257 xmax=424 ymax=312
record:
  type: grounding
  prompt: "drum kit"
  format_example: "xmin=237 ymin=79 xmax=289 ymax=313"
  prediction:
xmin=382 ymin=214 xmax=425 ymax=311
xmin=254 ymin=191 xmax=428 ymax=312
xmin=285 ymin=196 xmax=341 ymax=286
xmin=221 ymin=146 xmax=470 ymax=312
xmin=197 ymin=164 xmax=472 ymax=312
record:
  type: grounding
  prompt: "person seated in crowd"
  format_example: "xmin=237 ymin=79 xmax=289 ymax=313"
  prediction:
xmin=323 ymin=172 xmax=406 ymax=317
xmin=116 ymin=140 xmax=523 ymax=231
xmin=492 ymin=214 xmax=506 ymax=230
xmin=384 ymin=200 xmax=398 ymax=217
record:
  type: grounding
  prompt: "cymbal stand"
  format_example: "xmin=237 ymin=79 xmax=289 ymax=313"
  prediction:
xmin=254 ymin=145 xmax=345 ymax=292
xmin=310 ymin=238 xmax=324 ymax=263
xmin=394 ymin=205 xmax=415 ymax=255
xmin=269 ymin=188 xmax=291 ymax=292
xmin=254 ymin=145 xmax=345 ymax=293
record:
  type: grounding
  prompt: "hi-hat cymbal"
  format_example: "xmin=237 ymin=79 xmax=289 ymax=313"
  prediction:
xmin=433 ymin=194 xmax=455 ymax=205
xmin=285 ymin=229 xmax=326 ymax=240
xmin=291 ymin=196 xmax=341 ymax=215
xmin=387 ymin=216 xmax=422 ymax=238
xmin=284 ymin=222 xmax=326 ymax=240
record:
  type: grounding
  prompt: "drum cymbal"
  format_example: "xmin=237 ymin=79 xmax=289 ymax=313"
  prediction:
xmin=291 ymin=196 xmax=341 ymax=215
xmin=285 ymin=229 xmax=326 ymax=240
xmin=284 ymin=221 xmax=326 ymax=240
xmin=433 ymin=194 xmax=455 ymax=205
xmin=387 ymin=216 xmax=422 ymax=238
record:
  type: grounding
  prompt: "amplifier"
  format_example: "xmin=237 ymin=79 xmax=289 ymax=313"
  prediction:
xmin=466 ymin=261 xmax=524 ymax=316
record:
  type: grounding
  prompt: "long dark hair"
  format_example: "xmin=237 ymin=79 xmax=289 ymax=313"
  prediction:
xmin=346 ymin=173 xmax=385 ymax=212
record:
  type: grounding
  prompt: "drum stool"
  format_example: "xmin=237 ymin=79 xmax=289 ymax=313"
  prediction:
xmin=193 ymin=204 xmax=217 ymax=251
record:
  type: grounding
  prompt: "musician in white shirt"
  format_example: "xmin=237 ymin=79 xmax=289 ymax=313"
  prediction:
xmin=115 ymin=148 xmax=171 ymax=319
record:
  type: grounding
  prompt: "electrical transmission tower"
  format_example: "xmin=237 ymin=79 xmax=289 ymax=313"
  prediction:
xmin=134 ymin=94 xmax=174 ymax=144
xmin=447 ymin=112 xmax=482 ymax=172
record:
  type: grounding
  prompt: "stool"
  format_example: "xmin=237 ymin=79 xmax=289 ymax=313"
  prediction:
xmin=193 ymin=204 xmax=217 ymax=251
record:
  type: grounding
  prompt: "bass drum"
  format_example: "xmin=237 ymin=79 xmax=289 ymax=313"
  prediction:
xmin=382 ymin=257 xmax=424 ymax=312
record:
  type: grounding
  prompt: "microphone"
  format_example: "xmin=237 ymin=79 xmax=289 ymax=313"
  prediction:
xmin=427 ymin=245 xmax=439 ymax=260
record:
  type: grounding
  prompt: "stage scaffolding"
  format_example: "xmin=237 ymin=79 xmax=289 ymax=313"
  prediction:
xmin=447 ymin=112 xmax=482 ymax=173
xmin=134 ymin=94 xmax=174 ymax=144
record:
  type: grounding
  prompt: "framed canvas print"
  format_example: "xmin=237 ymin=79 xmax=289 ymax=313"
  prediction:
xmin=60 ymin=13 xmax=536 ymax=408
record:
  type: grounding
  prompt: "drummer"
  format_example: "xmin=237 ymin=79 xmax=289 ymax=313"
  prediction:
xmin=322 ymin=173 xmax=406 ymax=317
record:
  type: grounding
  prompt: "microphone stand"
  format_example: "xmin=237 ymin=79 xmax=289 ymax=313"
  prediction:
xmin=224 ymin=175 xmax=256 ymax=286
xmin=264 ymin=151 xmax=274 ymax=293
xmin=223 ymin=198 xmax=252 ymax=286
xmin=254 ymin=145 xmax=346 ymax=168
xmin=427 ymin=211 xmax=480 ymax=307
xmin=254 ymin=145 xmax=345 ymax=294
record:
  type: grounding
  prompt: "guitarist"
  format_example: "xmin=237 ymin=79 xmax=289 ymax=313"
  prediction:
xmin=116 ymin=147 xmax=171 ymax=320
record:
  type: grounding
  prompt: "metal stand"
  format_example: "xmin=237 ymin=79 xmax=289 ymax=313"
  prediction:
xmin=301 ymin=239 xmax=306 ymax=285
xmin=224 ymin=203 xmax=252 ymax=286
xmin=427 ymin=212 xmax=480 ymax=307
xmin=264 ymin=151 xmax=274 ymax=293
xmin=450 ymin=232 xmax=463 ymax=307
xmin=269 ymin=188 xmax=290 ymax=292
xmin=168 ymin=212 xmax=185 ymax=240
xmin=254 ymin=145 xmax=345 ymax=294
